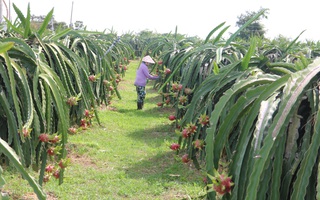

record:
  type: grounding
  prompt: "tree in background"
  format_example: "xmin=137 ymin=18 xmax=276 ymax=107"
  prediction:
xmin=236 ymin=8 xmax=268 ymax=40
xmin=74 ymin=20 xmax=84 ymax=30
xmin=30 ymin=14 xmax=72 ymax=31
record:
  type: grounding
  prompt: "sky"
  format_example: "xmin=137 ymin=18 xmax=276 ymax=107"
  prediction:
xmin=6 ymin=0 xmax=320 ymax=41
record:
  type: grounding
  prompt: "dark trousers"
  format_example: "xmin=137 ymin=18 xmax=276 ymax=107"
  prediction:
xmin=136 ymin=86 xmax=146 ymax=109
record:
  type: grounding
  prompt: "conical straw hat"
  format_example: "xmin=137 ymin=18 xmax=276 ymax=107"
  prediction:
xmin=142 ymin=55 xmax=155 ymax=64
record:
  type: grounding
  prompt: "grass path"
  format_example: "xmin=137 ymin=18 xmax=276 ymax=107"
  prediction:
xmin=3 ymin=60 xmax=205 ymax=200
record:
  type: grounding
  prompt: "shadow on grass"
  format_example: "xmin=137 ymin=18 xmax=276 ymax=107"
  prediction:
xmin=124 ymin=125 xmax=205 ymax=188
xmin=127 ymin=123 xmax=175 ymax=142
xmin=115 ymin=105 xmax=176 ymax=118
xmin=104 ymin=82 xmax=207 ymax=197
xmin=123 ymin=150 xmax=204 ymax=184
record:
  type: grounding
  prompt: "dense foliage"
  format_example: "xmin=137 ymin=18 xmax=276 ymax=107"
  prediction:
xmin=0 ymin=4 xmax=133 ymax=199
xmin=1 ymin=4 xmax=320 ymax=200
xmin=139 ymin=9 xmax=320 ymax=200
xmin=236 ymin=8 xmax=268 ymax=40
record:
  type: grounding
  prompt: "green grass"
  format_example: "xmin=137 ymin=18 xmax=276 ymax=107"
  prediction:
xmin=1 ymin=60 xmax=206 ymax=200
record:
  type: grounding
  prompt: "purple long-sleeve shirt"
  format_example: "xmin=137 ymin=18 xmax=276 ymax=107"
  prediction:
xmin=134 ymin=62 xmax=159 ymax=86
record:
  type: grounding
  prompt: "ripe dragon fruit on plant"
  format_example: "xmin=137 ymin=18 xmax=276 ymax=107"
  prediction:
xmin=170 ymin=143 xmax=180 ymax=151
xmin=186 ymin=123 xmax=197 ymax=135
xmin=207 ymin=168 xmax=234 ymax=196
xmin=22 ymin=128 xmax=32 ymax=137
xmin=181 ymin=154 xmax=190 ymax=163
xmin=181 ymin=128 xmax=190 ymax=138
xmin=49 ymin=135 xmax=60 ymax=144
xmin=178 ymin=95 xmax=187 ymax=105
xmin=177 ymin=84 xmax=183 ymax=91
xmin=171 ymin=83 xmax=183 ymax=92
xmin=198 ymin=113 xmax=210 ymax=127
xmin=84 ymin=109 xmax=94 ymax=119
xmin=88 ymin=73 xmax=101 ymax=82
xmin=171 ymin=83 xmax=178 ymax=91
xmin=193 ymin=139 xmax=205 ymax=149
xmin=66 ymin=94 xmax=81 ymax=106
xmin=68 ymin=127 xmax=78 ymax=135
xmin=47 ymin=145 xmax=62 ymax=157
xmin=103 ymin=79 xmax=110 ymax=86
xmin=38 ymin=133 xmax=50 ymax=143
xmin=43 ymin=175 xmax=50 ymax=183
xmin=165 ymin=97 xmax=171 ymax=105
xmin=52 ymin=170 xmax=60 ymax=179
xmin=88 ymin=75 xmax=97 ymax=82
xmin=168 ymin=115 xmax=176 ymax=121
xmin=164 ymin=68 xmax=171 ymax=75
xmin=45 ymin=165 xmax=55 ymax=173
xmin=58 ymin=158 xmax=70 ymax=169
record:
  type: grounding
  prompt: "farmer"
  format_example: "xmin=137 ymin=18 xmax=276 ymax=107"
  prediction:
xmin=134 ymin=55 xmax=159 ymax=110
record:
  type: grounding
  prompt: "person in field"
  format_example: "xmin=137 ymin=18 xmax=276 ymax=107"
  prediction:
xmin=134 ymin=55 xmax=159 ymax=110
